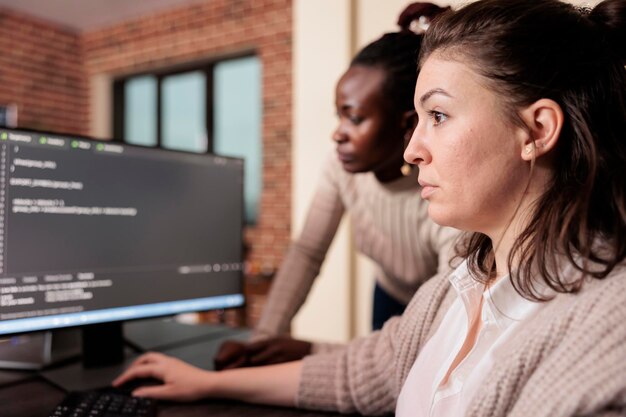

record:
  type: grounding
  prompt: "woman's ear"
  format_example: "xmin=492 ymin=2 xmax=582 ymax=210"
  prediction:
xmin=519 ymin=98 xmax=564 ymax=161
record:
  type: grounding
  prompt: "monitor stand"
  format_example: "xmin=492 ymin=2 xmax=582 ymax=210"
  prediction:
xmin=0 ymin=329 xmax=80 ymax=371
xmin=41 ymin=322 xmax=139 ymax=391
xmin=41 ymin=353 xmax=139 ymax=392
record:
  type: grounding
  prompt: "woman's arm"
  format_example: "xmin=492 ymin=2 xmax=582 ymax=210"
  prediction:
xmin=297 ymin=273 xmax=454 ymax=415
xmin=212 ymin=360 xmax=302 ymax=406
xmin=252 ymin=156 xmax=346 ymax=339
xmin=113 ymin=352 xmax=302 ymax=407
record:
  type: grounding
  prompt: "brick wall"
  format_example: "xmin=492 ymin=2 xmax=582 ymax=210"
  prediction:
xmin=0 ymin=1 xmax=292 ymax=327
xmin=82 ymin=0 xmax=292 ymax=326
xmin=0 ymin=8 xmax=89 ymax=135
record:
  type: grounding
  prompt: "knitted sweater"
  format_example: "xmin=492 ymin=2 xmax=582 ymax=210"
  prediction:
xmin=297 ymin=260 xmax=626 ymax=416
xmin=253 ymin=155 xmax=458 ymax=340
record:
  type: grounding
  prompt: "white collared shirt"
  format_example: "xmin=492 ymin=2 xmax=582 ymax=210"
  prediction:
xmin=396 ymin=261 xmax=549 ymax=417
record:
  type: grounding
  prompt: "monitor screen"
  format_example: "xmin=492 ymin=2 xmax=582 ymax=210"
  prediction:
xmin=0 ymin=128 xmax=244 ymax=337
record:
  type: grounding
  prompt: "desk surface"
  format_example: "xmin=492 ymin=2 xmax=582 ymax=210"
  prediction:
xmin=1 ymin=376 xmax=356 ymax=417
xmin=0 ymin=321 xmax=359 ymax=417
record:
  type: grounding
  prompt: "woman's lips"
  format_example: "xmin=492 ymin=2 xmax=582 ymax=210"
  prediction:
xmin=336 ymin=151 xmax=353 ymax=162
xmin=418 ymin=179 xmax=438 ymax=199
xmin=420 ymin=185 xmax=437 ymax=199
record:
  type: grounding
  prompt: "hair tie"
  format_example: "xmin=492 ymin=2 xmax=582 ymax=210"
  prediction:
xmin=397 ymin=2 xmax=451 ymax=34
xmin=409 ymin=15 xmax=431 ymax=34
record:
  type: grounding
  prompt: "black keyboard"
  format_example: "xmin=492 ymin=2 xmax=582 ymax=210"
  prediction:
xmin=48 ymin=388 xmax=156 ymax=417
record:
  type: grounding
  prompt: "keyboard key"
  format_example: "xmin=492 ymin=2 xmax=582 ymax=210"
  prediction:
xmin=47 ymin=388 xmax=156 ymax=417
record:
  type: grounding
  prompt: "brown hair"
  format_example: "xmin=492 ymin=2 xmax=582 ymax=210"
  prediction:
xmin=421 ymin=0 xmax=626 ymax=300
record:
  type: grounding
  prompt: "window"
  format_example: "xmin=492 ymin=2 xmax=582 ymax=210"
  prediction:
xmin=113 ymin=55 xmax=262 ymax=224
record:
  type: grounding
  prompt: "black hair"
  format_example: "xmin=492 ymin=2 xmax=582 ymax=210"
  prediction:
xmin=350 ymin=2 xmax=450 ymax=113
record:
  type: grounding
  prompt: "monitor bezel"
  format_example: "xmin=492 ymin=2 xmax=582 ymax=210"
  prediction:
xmin=0 ymin=127 xmax=246 ymax=338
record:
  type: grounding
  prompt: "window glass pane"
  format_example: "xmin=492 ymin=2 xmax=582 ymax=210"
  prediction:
xmin=124 ymin=76 xmax=157 ymax=146
xmin=214 ymin=56 xmax=262 ymax=224
xmin=161 ymin=71 xmax=207 ymax=153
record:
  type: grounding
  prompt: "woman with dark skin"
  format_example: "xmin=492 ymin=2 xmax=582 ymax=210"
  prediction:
xmin=213 ymin=2 xmax=456 ymax=370
xmin=114 ymin=1 xmax=626 ymax=415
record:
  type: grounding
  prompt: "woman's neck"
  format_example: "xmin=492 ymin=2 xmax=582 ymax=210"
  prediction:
xmin=489 ymin=192 xmax=542 ymax=281
xmin=489 ymin=164 xmax=553 ymax=280
xmin=374 ymin=167 xmax=404 ymax=183
xmin=373 ymin=152 xmax=406 ymax=183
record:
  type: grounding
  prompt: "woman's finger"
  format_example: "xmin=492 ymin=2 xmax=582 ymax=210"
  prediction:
xmin=132 ymin=384 xmax=174 ymax=400
xmin=219 ymin=354 xmax=249 ymax=370
xmin=245 ymin=340 xmax=270 ymax=355
xmin=248 ymin=346 xmax=277 ymax=365
xmin=112 ymin=363 xmax=162 ymax=387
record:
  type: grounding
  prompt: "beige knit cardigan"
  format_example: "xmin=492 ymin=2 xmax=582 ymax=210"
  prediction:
xmin=297 ymin=261 xmax=626 ymax=416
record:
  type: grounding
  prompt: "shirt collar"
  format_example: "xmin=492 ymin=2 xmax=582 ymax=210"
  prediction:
xmin=483 ymin=273 xmax=542 ymax=331
xmin=449 ymin=260 xmax=544 ymax=332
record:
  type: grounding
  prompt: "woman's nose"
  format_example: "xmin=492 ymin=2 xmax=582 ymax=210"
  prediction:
xmin=404 ymin=128 xmax=430 ymax=166
xmin=332 ymin=125 xmax=348 ymax=143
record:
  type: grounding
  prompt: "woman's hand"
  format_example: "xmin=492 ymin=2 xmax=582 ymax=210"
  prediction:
xmin=214 ymin=337 xmax=312 ymax=370
xmin=114 ymin=351 xmax=303 ymax=407
xmin=246 ymin=337 xmax=313 ymax=366
xmin=112 ymin=352 xmax=214 ymax=401
xmin=214 ymin=340 xmax=248 ymax=370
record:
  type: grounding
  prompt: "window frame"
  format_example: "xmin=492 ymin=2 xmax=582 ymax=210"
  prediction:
xmin=112 ymin=50 xmax=257 ymax=153
xmin=112 ymin=50 xmax=262 ymax=224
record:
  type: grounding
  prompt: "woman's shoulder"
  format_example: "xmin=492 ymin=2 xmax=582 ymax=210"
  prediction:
xmin=544 ymin=259 xmax=626 ymax=330
xmin=578 ymin=256 xmax=626 ymax=296
xmin=581 ymin=261 xmax=626 ymax=307
xmin=550 ymin=244 xmax=626 ymax=300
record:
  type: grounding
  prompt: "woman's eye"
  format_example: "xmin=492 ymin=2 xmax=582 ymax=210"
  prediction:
xmin=335 ymin=113 xmax=364 ymax=125
xmin=349 ymin=116 xmax=364 ymax=125
xmin=429 ymin=111 xmax=448 ymax=126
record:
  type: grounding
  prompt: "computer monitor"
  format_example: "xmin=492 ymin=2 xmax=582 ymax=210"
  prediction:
xmin=0 ymin=128 xmax=245 ymax=372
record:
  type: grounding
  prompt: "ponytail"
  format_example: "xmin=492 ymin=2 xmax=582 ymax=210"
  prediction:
xmin=589 ymin=0 xmax=626 ymax=64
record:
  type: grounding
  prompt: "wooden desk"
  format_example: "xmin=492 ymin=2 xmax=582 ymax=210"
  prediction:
xmin=1 ymin=375 xmax=357 ymax=417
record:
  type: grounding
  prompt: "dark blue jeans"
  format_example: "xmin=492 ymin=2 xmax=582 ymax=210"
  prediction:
xmin=372 ymin=282 xmax=407 ymax=331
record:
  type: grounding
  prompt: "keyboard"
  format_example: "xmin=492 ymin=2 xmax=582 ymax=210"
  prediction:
xmin=48 ymin=388 xmax=156 ymax=417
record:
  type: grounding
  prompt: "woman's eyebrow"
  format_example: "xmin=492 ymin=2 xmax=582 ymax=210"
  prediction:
xmin=419 ymin=88 xmax=452 ymax=107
